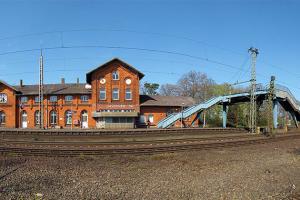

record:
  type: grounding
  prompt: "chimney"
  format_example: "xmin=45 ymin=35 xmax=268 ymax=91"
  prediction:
xmin=20 ymin=80 xmax=23 ymax=87
xmin=61 ymin=78 xmax=65 ymax=84
xmin=77 ymin=78 xmax=80 ymax=84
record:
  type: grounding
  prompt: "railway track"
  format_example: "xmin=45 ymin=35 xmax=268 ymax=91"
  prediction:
xmin=0 ymin=127 xmax=246 ymax=136
xmin=0 ymin=133 xmax=299 ymax=157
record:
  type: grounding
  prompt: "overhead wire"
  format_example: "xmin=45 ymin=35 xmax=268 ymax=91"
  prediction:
xmin=0 ymin=44 xmax=299 ymax=92
xmin=0 ymin=29 xmax=300 ymax=93
xmin=0 ymin=28 xmax=298 ymax=80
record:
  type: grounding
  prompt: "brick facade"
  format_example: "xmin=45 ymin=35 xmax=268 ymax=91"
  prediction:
xmin=140 ymin=106 xmax=199 ymax=128
xmin=0 ymin=83 xmax=17 ymax=128
xmin=89 ymin=59 xmax=141 ymax=113
xmin=0 ymin=58 xmax=197 ymax=129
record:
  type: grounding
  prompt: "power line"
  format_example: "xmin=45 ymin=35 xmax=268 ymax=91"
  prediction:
xmin=1 ymin=28 xmax=299 ymax=80
xmin=1 ymin=44 xmax=300 ymax=94
xmin=230 ymin=55 xmax=250 ymax=81
xmin=0 ymin=45 xmax=249 ymax=73
xmin=0 ymin=28 xmax=247 ymax=57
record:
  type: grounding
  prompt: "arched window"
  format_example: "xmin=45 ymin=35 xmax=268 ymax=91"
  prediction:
xmin=0 ymin=111 xmax=5 ymax=126
xmin=112 ymin=71 xmax=119 ymax=80
xmin=50 ymin=110 xmax=57 ymax=125
xmin=34 ymin=110 xmax=40 ymax=126
xmin=65 ymin=110 xmax=72 ymax=125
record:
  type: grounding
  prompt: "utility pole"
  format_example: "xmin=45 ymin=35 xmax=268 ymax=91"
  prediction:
xmin=39 ymin=49 xmax=44 ymax=129
xmin=248 ymin=47 xmax=259 ymax=133
xmin=268 ymin=76 xmax=275 ymax=135
xmin=181 ymin=103 xmax=185 ymax=128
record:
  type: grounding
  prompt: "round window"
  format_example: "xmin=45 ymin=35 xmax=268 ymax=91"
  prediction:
xmin=100 ymin=78 xmax=106 ymax=84
xmin=125 ymin=78 xmax=132 ymax=85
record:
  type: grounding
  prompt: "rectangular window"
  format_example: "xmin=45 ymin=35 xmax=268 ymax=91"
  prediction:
xmin=80 ymin=95 xmax=89 ymax=102
xmin=112 ymin=117 xmax=120 ymax=123
xmin=120 ymin=117 xmax=126 ymax=123
xmin=65 ymin=95 xmax=73 ymax=102
xmin=105 ymin=117 xmax=112 ymax=123
xmin=99 ymin=88 xmax=106 ymax=100
xmin=125 ymin=88 xmax=132 ymax=100
xmin=112 ymin=88 xmax=119 ymax=100
xmin=21 ymin=96 xmax=28 ymax=103
xmin=34 ymin=96 xmax=40 ymax=103
xmin=50 ymin=96 xmax=57 ymax=102
xmin=127 ymin=117 xmax=133 ymax=123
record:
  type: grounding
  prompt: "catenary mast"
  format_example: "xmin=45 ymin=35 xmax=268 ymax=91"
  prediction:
xmin=248 ymin=47 xmax=259 ymax=133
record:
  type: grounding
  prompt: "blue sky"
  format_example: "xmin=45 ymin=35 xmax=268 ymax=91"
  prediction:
xmin=0 ymin=0 xmax=300 ymax=98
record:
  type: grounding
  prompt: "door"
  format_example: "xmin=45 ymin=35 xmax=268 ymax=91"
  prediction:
xmin=21 ymin=111 xmax=27 ymax=128
xmin=81 ymin=111 xmax=88 ymax=128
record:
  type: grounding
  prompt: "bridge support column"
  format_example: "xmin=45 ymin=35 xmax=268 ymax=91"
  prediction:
xmin=290 ymin=111 xmax=299 ymax=128
xmin=222 ymin=104 xmax=228 ymax=128
xmin=273 ymin=100 xmax=278 ymax=129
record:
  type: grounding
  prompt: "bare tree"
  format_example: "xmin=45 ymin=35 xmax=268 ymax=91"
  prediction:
xmin=177 ymin=71 xmax=215 ymax=103
xmin=159 ymin=84 xmax=182 ymax=96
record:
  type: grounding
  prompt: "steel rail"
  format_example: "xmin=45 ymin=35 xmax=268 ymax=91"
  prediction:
xmin=0 ymin=133 xmax=299 ymax=157
xmin=0 ymin=128 xmax=245 ymax=136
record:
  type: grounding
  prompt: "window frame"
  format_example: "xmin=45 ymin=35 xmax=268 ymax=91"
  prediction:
xmin=49 ymin=96 xmax=58 ymax=103
xmin=20 ymin=96 xmax=28 ymax=103
xmin=65 ymin=110 xmax=72 ymax=125
xmin=112 ymin=88 xmax=119 ymax=100
xmin=99 ymin=88 xmax=106 ymax=100
xmin=65 ymin=95 xmax=73 ymax=103
xmin=49 ymin=110 xmax=57 ymax=125
xmin=112 ymin=71 xmax=119 ymax=80
xmin=0 ymin=93 xmax=8 ymax=103
xmin=34 ymin=110 xmax=40 ymax=126
xmin=80 ymin=95 xmax=89 ymax=102
xmin=0 ymin=93 xmax=7 ymax=104
xmin=125 ymin=88 xmax=132 ymax=100
xmin=34 ymin=96 xmax=40 ymax=103
xmin=0 ymin=111 xmax=6 ymax=125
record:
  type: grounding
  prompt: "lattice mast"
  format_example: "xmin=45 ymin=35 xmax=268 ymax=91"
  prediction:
xmin=39 ymin=50 xmax=44 ymax=129
xmin=248 ymin=47 xmax=259 ymax=133
xmin=268 ymin=76 xmax=275 ymax=135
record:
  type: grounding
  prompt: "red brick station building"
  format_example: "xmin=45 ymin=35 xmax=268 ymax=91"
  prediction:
xmin=0 ymin=58 xmax=195 ymax=129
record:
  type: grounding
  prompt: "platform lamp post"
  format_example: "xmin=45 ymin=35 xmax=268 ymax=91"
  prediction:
xmin=181 ymin=103 xmax=185 ymax=128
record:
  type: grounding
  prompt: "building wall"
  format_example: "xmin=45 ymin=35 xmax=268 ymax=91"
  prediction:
xmin=0 ymin=60 xmax=197 ymax=129
xmin=140 ymin=106 xmax=169 ymax=127
xmin=17 ymin=94 xmax=93 ymax=129
xmin=0 ymin=83 xmax=17 ymax=128
xmin=140 ymin=106 xmax=199 ymax=128
xmin=90 ymin=60 xmax=140 ymax=113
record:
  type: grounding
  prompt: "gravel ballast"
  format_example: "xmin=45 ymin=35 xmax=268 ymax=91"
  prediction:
xmin=0 ymin=138 xmax=299 ymax=199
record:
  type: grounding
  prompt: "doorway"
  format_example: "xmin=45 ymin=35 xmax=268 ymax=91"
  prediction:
xmin=21 ymin=111 xmax=28 ymax=128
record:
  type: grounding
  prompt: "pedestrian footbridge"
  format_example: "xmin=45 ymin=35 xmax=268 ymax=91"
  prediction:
xmin=157 ymin=84 xmax=300 ymax=129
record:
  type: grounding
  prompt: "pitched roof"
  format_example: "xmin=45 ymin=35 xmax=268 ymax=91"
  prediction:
xmin=14 ymin=83 xmax=91 ymax=95
xmin=86 ymin=58 xmax=145 ymax=84
xmin=0 ymin=80 xmax=19 ymax=92
xmin=140 ymin=95 xmax=195 ymax=107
